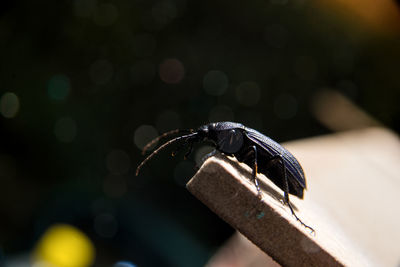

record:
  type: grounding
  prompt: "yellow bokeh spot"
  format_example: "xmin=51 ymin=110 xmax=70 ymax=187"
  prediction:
xmin=34 ymin=224 xmax=95 ymax=267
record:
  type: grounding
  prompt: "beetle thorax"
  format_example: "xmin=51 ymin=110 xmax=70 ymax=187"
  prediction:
xmin=215 ymin=128 xmax=244 ymax=154
xmin=198 ymin=123 xmax=245 ymax=154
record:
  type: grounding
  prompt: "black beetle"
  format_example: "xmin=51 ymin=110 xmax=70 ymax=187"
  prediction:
xmin=136 ymin=121 xmax=313 ymax=232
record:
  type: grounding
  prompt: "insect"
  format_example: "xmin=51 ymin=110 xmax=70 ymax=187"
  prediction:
xmin=136 ymin=121 xmax=314 ymax=232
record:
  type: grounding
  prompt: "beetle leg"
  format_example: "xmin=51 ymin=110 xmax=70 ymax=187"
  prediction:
xmin=184 ymin=141 xmax=194 ymax=159
xmin=250 ymin=145 xmax=262 ymax=198
xmin=239 ymin=145 xmax=262 ymax=198
xmin=171 ymin=137 xmax=194 ymax=157
xmin=272 ymin=155 xmax=315 ymax=233
xmin=171 ymin=141 xmax=186 ymax=157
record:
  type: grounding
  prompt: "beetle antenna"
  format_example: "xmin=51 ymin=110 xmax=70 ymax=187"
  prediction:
xmin=136 ymin=132 xmax=198 ymax=176
xmin=141 ymin=129 xmax=194 ymax=155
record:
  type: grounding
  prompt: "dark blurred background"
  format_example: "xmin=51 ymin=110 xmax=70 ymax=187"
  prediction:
xmin=0 ymin=0 xmax=399 ymax=266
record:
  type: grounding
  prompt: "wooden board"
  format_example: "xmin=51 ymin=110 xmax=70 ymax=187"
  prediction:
xmin=187 ymin=127 xmax=400 ymax=267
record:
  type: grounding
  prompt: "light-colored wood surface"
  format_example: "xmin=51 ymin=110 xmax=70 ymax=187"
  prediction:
xmin=187 ymin=127 xmax=400 ymax=267
xmin=284 ymin=127 xmax=400 ymax=267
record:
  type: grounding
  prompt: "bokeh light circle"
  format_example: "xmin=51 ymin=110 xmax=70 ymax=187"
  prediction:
xmin=134 ymin=125 xmax=158 ymax=150
xmin=34 ymin=224 xmax=95 ymax=267
xmin=113 ymin=261 xmax=137 ymax=267
xmin=48 ymin=75 xmax=70 ymax=100
xmin=203 ymin=70 xmax=229 ymax=96
xmin=0 ymin=92 xmax=20 ymax=118
xmin=235 ymin=81 xmax=261 ymax=106
xmin=159 ymin=58 xmax=185 ymax=84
